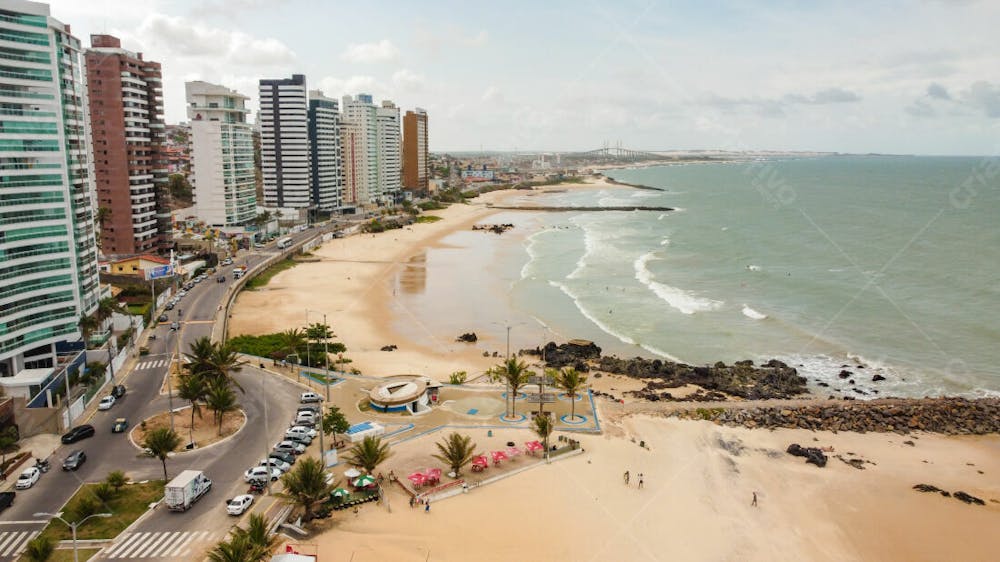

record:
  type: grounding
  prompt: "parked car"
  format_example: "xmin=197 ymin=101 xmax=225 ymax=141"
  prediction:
xmin=15 ymin=467 xmax=40 ymax=489
xmin=221 ymin=258 xmax=233 ymax=266
xmin=62 ymin=450 xmax=86 ymax=471
xmin=157 ymin=314 xmax=169 ymax=322
xmin=170 ymin=322 xmax=179 ymax=331
xmin=112 ymin=418 xmax=129 ymax=433
xmin=268 ymin=451 xmax=296 ymax=466
xmin=286 ymin=425 xmax=318 ymax=440
xmin=61 ymin=424 xmax=95 ymax=444
xmin=296 ymin=405 xmax=320 ymax=416
xmin=258 ymin=458 xmax=291 ymax=473
xmin=226 ymin=494 xmax=253 ymax=516
xmin=300 ymin=392 xmax=322 ymax=403
xmin=284 ymin=433 xmax=312 ymax=446
xmin=165 ymin=303 xmax=175 ymax=310
xmin=273 ymin=441 xmax=306 ymax=455
xmin=0 ymin=492 xmax=14 ymax=513
xmin=97 ymin=395 xmax=116 ymax=410
xmin=111 ymin=385 xmax=127 ymax=399
xmin=243 ymin=466 xmax=281 ymax=482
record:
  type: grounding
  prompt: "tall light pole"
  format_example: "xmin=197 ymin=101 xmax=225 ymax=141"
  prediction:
xmin=307 ymin=308 xmax=328 ymax=464
xmin=492 ymin=321 xmax=526 ymax=419
xmin=35 ymin=512 xmax=111 ymax=562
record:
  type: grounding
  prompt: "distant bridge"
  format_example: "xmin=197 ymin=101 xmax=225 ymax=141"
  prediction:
xmin=568 ymin=142 xmax=666 ymax=162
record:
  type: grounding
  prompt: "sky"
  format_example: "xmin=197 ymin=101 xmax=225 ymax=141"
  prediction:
xmin=46 ymin=0 xmax=1000 ymax=155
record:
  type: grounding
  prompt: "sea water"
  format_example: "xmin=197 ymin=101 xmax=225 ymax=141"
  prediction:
xmin=398 ymin=156 xmax=1000 ymax=399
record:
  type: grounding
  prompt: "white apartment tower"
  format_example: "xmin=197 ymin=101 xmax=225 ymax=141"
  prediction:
xmin=375 ymin=100 xmax=401 ymax=204
xmin=341 ymin=94 xmax=377 ymax=207
xmin=307 ymin=90 xmax=342 ymax=212
xmin=186 ymin=81 xmax=256 ymax=226
xmin=259 ymin=74 xmax=310 ymax=209
xmin=0 ymin=0 xmax=102 ymax=394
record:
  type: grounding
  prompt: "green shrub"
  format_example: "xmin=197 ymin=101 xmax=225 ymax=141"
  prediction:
xmin=449 ymin=371 xmax=467 ymax=385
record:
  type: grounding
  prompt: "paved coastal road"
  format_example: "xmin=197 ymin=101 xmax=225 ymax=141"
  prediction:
xmin=0 ymin=226 xmax=333 ymax=561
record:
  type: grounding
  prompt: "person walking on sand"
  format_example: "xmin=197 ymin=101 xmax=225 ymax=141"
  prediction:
xmin=752 ymin=491 xmax=758 ymax=507
xmin=638 ymin=476 xmax=644 ymax=490
xmin=425 ymin=499 xmax=431 ymax=513
xmin=624 ymin=470 xmax=630 ymax=485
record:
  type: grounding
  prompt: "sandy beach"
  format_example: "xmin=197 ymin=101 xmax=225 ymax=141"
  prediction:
xmin=300 ymin=416 xmax=1000 ymax=562
xmin=233 ymin=182 xmax=1000 ymax=561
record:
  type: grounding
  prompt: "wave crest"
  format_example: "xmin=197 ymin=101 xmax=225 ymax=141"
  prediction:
xmin=633 ymin=252 xmax=722 ymax=314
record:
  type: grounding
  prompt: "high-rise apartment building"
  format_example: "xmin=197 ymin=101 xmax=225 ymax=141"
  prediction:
xmin=341 ymin=94 xmax=377 ymax=207
xmin=259 ymin=74 xmax=310 ymax=209
xmin=84 ymin=34 xmax=168 ymax=256
xmin=307 ymin=90 xmax=342 ymax=212
xmin=376 ymin=100 xmax=401 ymax=204
xmin=186 ymin=81 xmax=256 ymax=226
xmin=340 ymin=120 xmax=364 ymax=209
xmin=402 ymin=108 xmax=428 ymax=191
xmin=0 ymin=0 xmax=102 ymax=390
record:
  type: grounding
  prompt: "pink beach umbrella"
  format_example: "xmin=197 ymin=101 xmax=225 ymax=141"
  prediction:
xmin=506 ymin=446 xmax=521 ymax=457
xmin=525 ymin=440 xmax=543 ymax=453
xmin=491 ymin=450 xmax=509 ymax=464
xmin=408 ymin=472 xmax=427 ymax=486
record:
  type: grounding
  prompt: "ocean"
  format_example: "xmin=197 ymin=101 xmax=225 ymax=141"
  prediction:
xmin=394 ymin=156 xmax=1000 ymax=399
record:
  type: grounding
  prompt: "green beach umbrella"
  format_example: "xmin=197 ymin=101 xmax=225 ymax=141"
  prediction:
xmin=332 ymin=488 xmax=350 ymax=498
xmin=353 ymin=475 xmax=376 ymax=487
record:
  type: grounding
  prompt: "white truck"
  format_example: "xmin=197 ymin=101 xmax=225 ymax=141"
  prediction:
xmin=165 ymin=470 xmax=212 ymax=511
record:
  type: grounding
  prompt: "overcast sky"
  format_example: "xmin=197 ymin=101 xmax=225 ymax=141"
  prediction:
xmin=48 ymin=0 xmax=1000 ymax=155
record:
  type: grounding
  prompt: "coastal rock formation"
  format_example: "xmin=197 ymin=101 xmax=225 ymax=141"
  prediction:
xmin=380 ymin=344 xmax=398 ymax=352
xmin=671 ymin=398 xmax=1000 ymax=435
xmin=953 ymin=491 xmax=985 ymax=506
xmin=472 ymin=223 xmax=515 ymax=234
xmin=787 ymin=443 xmax=828 ymax=467
xmin=456 ymin=332 xmax=478 ymax=343
xmin=913 ymin=485 xmax=986 ymax=505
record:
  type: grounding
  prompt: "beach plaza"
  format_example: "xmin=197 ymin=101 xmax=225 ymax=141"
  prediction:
xmin=249 ymin=357 xmax=596 ymax=505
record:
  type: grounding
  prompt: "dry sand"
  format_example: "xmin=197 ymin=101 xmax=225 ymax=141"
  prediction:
xmin=304 ymin=416 xmax=1000 ymax=562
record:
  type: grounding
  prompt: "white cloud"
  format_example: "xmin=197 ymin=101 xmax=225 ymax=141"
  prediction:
xmin=340 ymin=40 xmax=400 ymax=64
xmin=137 ymin=13 xmax=295 ymax=66
xmin=481 ymin=85 xmax=503 ymax=104
xmin=392 ymin=69 xmax=425 ymax=92
xmin=317 ymin=75 xmax=383 ymax=99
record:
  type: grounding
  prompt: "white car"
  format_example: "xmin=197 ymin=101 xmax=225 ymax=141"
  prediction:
xmin=15 ymin=467 xmax=40 ymax=489
xmin=259 ymin=458 xmax=291 ymax=473
xmin=273 ymin=440 xmax=306 ymax=455
xmin=97 ymin=395 xmax=116 ymax=410
xmin=300 ymin=392 xmax=322 ymax=403
xmin=286 ymin=425 xmax=318 ymax=440
xmin=226 ymin=494 xmax=253 ymax=516
xmin=243 ymin=466 xmax=281 ymax=482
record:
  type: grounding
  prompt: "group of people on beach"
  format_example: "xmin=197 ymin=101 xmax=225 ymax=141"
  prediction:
xmin=623 ymin=470 xmax=644 ymax=489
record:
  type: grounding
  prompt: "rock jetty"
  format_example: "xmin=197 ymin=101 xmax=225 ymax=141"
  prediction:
xmin=670 ymin=398 xmax=1000 ymax=435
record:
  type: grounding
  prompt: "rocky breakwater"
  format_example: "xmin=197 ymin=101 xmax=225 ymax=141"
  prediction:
xmin=672 ymin=398 xmax=1000 ymax=435
xmin=523 ymin=342 xmax=808 ymax=400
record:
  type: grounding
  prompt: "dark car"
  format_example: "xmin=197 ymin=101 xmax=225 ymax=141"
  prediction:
xmin=157 ymin=314 xmax=168 ymax=322
xmin=111 ymin=385 xmax=126 ymax=399
xmin=285 ymin=433 xmax=312 ymax=446
xmin=62 ymin=450 xmax=86 ymax=471
xmin=112 ymin=418 xmax=128 ymax=433
xmin=268 ymin=451 xmax=296 ymax=466
xmin=0 ymin=492 xmax=14 ymax=512
xmin=217 ymin=276 xmax=225 ymax=283
xmin=61 ymin=424 xmax=95 ymax=444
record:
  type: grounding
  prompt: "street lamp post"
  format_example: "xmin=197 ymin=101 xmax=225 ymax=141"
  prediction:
xmin=306 ymin=308 xmax=328 ymax=465
xmin=492 ymin=321 xmax=526 ymax=420
xmin=35 ymin=512 xmax=111 ymax=562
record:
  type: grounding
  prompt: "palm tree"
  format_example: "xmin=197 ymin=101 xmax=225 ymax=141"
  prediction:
xmin=238 ymin=513 xmax=278 ymax=557
xmin=276 ymin=328 xmax=306 ymax=363
xmin=0 ymin=426 xmax=18 ymax=463
xmin=205 ymin=380 xmax=238 ymax=435
xmin=78 ymin=314 xmax=99 ymax=346
xmin=95 ymin=296 xmax=125 ymax=324
xmin=177 ymin=374 xmax=207 ymax=444
xmin=143 ymin=427 xmax=181 ymax=481
xmin=277 ymin=456 xmax=337 ymax=521
xmin=207 ymin=534 xmax=259 ymax=562
xmin=495 ymin=357 xmax=532 ymax=419
xmin=185 ymin=336 xmax=216 ymax=377
xmin=207 ymin=342 xmax=245 ymax=392
xmin=533 ymin=414 xmax=554 ymax=460
xmin=432 ymin=432 xmax=478 ymax=476
xmin=554 ymin=367 xmax=588 ymax=422
xmin=346 ymin=435 xmax=392 ymax=473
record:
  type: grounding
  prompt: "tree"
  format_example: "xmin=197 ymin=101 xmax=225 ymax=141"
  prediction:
xmin=495 ymin=357 xmax=532 ymax=419
xmin=448 ymin=371 xmax=467 ymax=385
xmin=207 ymin=534 xmax=258 ymax=562
xmin=238 ymin=513 xmax=278 ymax=558
xmin=275 ymin=328 xmax=306 ymax=362
xmin=167 ymin=173 xmax=192 ymax=204
xmin=0 ymin=426 xmax=18 ymax=463
xmin=432 ymin=432 xmax=478 ymax=476
xmin=92 ymin=481 xmax=115 ymax=502
xmin=22 ymin=535 xmax=54 ymax=562
xmin=321 ymin=405 xmax=350 ymax=448
xmin=533 ymin=414 xmax=554 ymax=460
xmin=106 ymin=470 xmax=127 ymax=492
xmin=205 ymin=380 xmax=238 ymax=435
xmin=185 ymin=336 xmax=216 ymax=377
xmin=346 ymin=435 xmax=391 ymax=473
xmin=303 ymin=322 xmax=334 ymax=367
xmin=277 ymin=456 xmax=337 ymax=522
xmin=95 ymin=296 xmax=125 ymax=324
xmin=554 ymin=367 xmax=588 ymax=422
xmin=78 ymin=313 xmax=99 ymax=346
xmin=143 ymin=427 xmax=181 ymax=481
xmin=177 ymin=374 xmax=207 ymax=444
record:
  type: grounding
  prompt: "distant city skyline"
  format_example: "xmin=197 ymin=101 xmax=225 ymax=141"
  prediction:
xmin=50 ymin=0 xmax=1000 ymax=155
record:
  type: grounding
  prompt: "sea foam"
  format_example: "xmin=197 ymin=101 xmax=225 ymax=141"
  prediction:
xmin=548 ymin=280 xmax=637 ymax=346
xmin=633 ymin=252 xmax=722 ymax=314
xmin=741 ymin=304 xmax=768 ymax=320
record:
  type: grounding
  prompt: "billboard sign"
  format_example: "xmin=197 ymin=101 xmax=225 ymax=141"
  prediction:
xmin=144 ymin=265 xmax=173 ymax=280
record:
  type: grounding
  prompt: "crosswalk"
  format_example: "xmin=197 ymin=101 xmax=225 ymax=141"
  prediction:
xmin=0 ymin=531 xmax=39 ymax=558
xmin=135 ymin=357 xmax=189 ymax=371
xmin=102 ymin=530 xmax=219 ymax=559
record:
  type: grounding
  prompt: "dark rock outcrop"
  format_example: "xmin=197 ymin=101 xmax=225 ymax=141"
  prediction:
xmin=953 ymin=491 xmax=985 ymax=506
xmin=593 ymin=356 xmax=807 ymax=399
xmin=380 ymin=344 xmax=398 ymax=352
xmin=787 ymin=443 xmax=828 ymax=467
xmin=456 ymin=332 xmax=478 ymax=343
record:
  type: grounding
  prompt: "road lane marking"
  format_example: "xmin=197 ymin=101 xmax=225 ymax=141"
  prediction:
xmin=133 ymin=531 xmax=170 ymax=558
xmin=0 ymin=531 xmax=23 ymax=555
xmin=154 ymin=532 xmax=187 ymax=557
xmin=103 ymin=531 xmax=143 ymax=557
xmin=115 ymin=532 xmax=152 ymax=558
xmin=0 ymin=531 xmax=37 ymax=557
